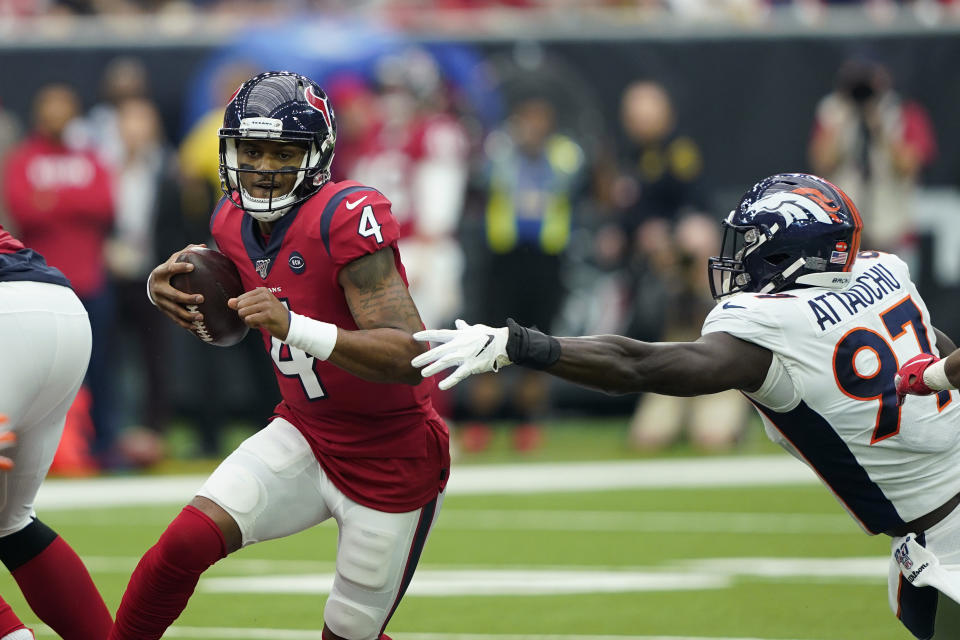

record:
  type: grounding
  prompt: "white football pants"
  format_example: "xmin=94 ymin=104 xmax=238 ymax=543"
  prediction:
xmin=0 ymin=281 xmax=91 ymax=536
xmin=197 ymin=418 xmax=444 ymax=640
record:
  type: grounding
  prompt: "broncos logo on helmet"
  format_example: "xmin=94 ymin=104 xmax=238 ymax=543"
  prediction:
xmin=219 ymin=71 xmax=337 ymax=222
xmin=708 ymin=173 xmax=863 ymax=300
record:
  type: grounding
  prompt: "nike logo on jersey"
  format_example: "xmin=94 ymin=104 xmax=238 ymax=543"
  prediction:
xmin=345 ymin=196 xmax=368 ymax=210
xmin=723 ymin=302 xmax=746 ymax=310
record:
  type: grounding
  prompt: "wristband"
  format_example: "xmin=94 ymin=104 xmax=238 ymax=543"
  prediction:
xmin=923 ymin=358 xmax=954 ymax=391
xmin=146 ymin=272 xmax=158 ymax=307
xmin=285 ymin=311 xmax=338 ymax=361
xmin=505 ymin=317 xmax=561 ymax=370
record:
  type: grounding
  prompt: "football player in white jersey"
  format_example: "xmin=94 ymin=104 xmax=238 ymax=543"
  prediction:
xmin=412 ymin=173 xmax=960 ymax=640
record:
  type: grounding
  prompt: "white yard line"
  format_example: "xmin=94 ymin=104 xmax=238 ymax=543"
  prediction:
xmin=35 ymin=456 xmax=816 ymax=510
xmin=195 ymin=558 xmax=885 ymax=597
xmin=436 ymin=509 xmax=854 ymax=534
xmin=49 ymin=508 xmax=854 ymax=534
xmin=34 ymin=628 xmax=824 ymax=640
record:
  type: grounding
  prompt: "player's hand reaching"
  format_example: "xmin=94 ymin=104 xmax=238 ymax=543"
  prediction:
xmin=412 ymin=319 xmax=511 ymax=390
xmin=148 ymin=244 xmax=208 ymax=330
xmin=895 ymin=354 xmax=939 ymax=406
xmin=229 ymin=287 xmax=290 ymax=341
xmin=0 ymin=415 xmax=15 ymax=471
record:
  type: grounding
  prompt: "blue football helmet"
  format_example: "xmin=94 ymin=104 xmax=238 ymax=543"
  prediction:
xmin=708 ymin=173 xmax=863 ymax=300
xmin=219 ymin=71 xmax=337 ymax=222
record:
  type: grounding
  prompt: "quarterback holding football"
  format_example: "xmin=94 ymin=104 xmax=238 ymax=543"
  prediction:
xmin=117 ymin=71 xmax=448 ymax=640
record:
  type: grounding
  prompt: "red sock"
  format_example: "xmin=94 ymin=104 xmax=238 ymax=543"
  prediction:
xmin=110 ymin=506 xmax=226 ymax=640
xmin=0 ymin=596 xmax=25 ymax=636
xmin=11 ymin=536 xmax=111 ymax=639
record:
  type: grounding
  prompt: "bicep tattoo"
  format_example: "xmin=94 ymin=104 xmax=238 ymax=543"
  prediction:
xmin=341 ymin=248 xmax=423 ymax=332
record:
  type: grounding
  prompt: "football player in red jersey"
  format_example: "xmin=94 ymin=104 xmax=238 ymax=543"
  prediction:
xmin=0 ymin=228 xmax=113 ymax=639
xmin=112 ymin=71 xmax=449 ymax=640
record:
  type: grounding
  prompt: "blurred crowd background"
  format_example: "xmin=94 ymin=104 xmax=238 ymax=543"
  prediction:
xmin=1 ymin=0 xmax=959 ymax=472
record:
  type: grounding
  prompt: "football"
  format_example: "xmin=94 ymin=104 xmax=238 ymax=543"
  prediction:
xmin=170 ymin=247 xmax=249 ymax=347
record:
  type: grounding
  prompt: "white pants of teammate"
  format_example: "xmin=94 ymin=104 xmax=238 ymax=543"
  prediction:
xmin=0 ymin=281 xmax=91 ymax=536
xmin=197 ymin=418 xmax=444 ymax=640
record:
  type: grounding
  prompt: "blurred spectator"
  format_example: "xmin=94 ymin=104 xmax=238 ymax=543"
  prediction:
xmin=618 ymin=80 xmax=706 ymax=229
xmin=325 ymin=72 xmax=379 ymax=184
xmin=1 ymin=84 xmax=117 ymax=466
xmin=349 ymin=48 xmax=471 ymax=333
xmin=617 ymin=79 xmax=707 ymax=353
xmin=463 ymin=95 xmax=585 ymax=452
xmin=809 ymin=55 xmax=936 ymax=251
xmin=66 ymin=56 xmax=149 ymax=167
xmin=106 ymin=96 xmax=180 ymax=466
xmin=179 ymin=61 xmax=258 ymax=195
xmin=626 ymin=214 xmax=750 ymax=451
xmin=0 ymin=99 xmax=23 ymax=231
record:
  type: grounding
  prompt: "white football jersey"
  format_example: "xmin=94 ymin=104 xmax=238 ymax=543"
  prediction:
xmin=702 ymin=251 xmax=960 ymax=534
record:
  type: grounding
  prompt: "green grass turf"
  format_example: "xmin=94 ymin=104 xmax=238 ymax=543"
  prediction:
xmin=10 ymin=418 xmax=915 ymax=639
xmin=3 ymin=484 xmax=911 ymax=640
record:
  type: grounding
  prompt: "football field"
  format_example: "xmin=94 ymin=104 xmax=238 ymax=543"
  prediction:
xmin=2 ymin=447 xmax=913 ymax=640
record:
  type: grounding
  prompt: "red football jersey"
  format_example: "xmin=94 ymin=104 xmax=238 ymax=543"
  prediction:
xmin=210 ymin=180 xmax=449 ymax=512
xmin=0 ymin=224 xmax=24 ymax=254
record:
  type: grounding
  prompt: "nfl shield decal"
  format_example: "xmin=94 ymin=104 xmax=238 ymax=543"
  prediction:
xmin=289 ymin=251 xmax=306 ymax=274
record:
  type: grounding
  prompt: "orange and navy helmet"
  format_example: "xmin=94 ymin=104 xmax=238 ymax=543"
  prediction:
xmin=708 ymin=173 xmax=863 ymax=300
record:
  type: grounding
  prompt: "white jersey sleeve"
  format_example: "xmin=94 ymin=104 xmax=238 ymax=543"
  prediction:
xmin=700 ymin=252 xmax=960 ymax=535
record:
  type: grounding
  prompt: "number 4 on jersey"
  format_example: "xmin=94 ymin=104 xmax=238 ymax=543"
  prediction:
xmin=270 ymin=300 xmax=327 ymax=400
xmin=357 ymin=205 xmax=383 ymax=244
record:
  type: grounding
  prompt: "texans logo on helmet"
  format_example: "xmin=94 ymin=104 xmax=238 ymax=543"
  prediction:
xmin=227 ymin=83 xmax=244 ymax=105
xmin=305 ymin=87 xmax=332 ymax=130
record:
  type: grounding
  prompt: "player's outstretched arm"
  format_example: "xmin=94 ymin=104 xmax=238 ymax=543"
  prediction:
xmin=414 ymin=319 xmax=771 ymax=395
xmin=147 ymin=244 xmax=209 ymax=330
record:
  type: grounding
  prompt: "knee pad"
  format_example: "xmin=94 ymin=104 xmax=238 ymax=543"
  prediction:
xmin=242 ymin=421 xmax=313 ymax=477
xmin=324 ymin=595 xmax=380 ymax=640
xmin=338 ymin=523 xmax=397 ymax=590
xmin=200 ymin=461 xmax=264 ymax=516
xmin=0 ymin=518 xmax=56 ymax=572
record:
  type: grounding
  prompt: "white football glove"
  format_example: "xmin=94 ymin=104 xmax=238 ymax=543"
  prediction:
xmin=412 ymin=319 xmax=512 ymax=390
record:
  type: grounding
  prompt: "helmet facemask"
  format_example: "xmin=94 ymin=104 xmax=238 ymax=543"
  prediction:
xmin=220 ymin=117 xmax=334 ymax=222
xmin=708 ymin=218 xmax=777 ymax=300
